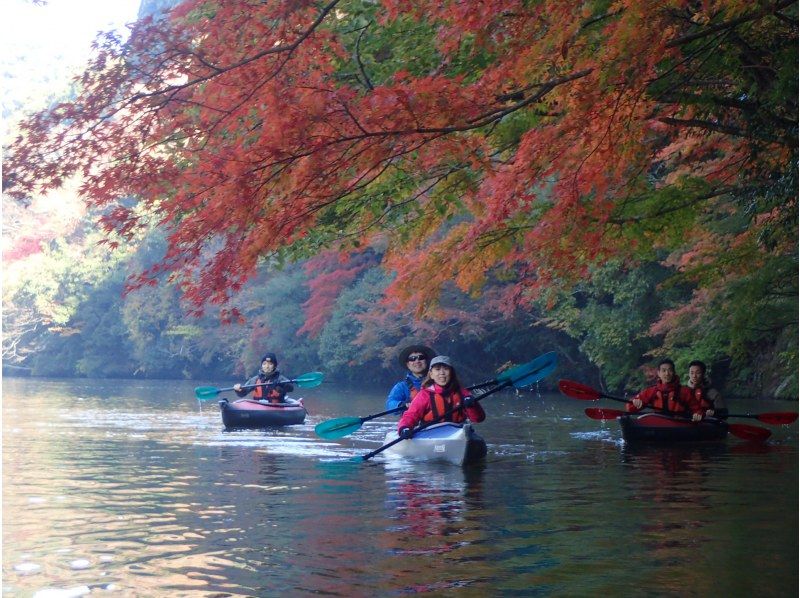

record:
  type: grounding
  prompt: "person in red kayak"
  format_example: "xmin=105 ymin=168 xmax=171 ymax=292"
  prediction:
xmin=397 ymin=355 xmax=485 ymax=438
xmin=233 ymin=352 xmax=294 ymax=404
xmin=627 ymin=358 xmax=705 ymax=421
xmin=686 ymin=360 xmax=728 ymax=418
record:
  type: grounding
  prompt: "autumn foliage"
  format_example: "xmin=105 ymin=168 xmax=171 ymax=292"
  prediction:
xmin=4 ymin=0 xmax=797 ymax=387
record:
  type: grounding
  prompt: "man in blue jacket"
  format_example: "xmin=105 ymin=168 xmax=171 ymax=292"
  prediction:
xmin=385 ymin=344 xmax=436 ymax=411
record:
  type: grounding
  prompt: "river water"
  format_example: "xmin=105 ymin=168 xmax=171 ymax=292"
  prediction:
xmin=2 ymin=377 xmax=797 ymax=597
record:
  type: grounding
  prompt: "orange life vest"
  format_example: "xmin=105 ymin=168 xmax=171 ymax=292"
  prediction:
xmin=253 ymin=376 xmax=285 ymax=403
xmin=421 ymin=386 xmax=467 ymax=424
xmin=652 ymin=387 xmax=689 ymax=414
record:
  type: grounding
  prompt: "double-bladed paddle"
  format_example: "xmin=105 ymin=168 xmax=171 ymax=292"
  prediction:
xmin=582 ymin=407 xmax=779 ymax=442
xmin=315 ymin=351 xmax=559 ymax=441
xmin=584 ymin=406 xmax=797 ymax=425
xmin=561 ymin=379 xmax=777 ymax=442
xmin=194 ymin=371 xmax=324 ymax=400
xmin=360 ymin=351 xmax=558 ymax=461
xmin=315 ymin=406 xmax=406 ymax=439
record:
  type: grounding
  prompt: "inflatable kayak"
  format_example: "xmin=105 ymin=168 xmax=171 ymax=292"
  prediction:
xmin=619 ymin=413 xmax=728 ymax=443
xmin=382 ymin=422 xmax=487 ymax=466
xmin=219 ymin=397 xmax=307 ymax=428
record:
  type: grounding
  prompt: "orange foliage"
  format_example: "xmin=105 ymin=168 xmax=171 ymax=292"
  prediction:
xmin=3 ymin=0 xmax=795 ymax=320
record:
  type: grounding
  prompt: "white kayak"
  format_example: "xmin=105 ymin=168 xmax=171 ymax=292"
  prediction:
xmin=382 ymin=422 xmax=487 ymax=466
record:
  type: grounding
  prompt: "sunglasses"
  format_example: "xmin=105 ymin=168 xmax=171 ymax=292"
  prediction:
xmin=407 ymin=354 xmax=427 ymax=362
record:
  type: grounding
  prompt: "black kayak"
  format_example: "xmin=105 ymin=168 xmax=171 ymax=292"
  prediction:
xmin=619 ymin=413 xmax=728 ymax=443
xmin=219 ymin=397 xmax=307 ymax=429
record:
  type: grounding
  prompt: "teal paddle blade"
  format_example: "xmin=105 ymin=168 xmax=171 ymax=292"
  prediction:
xmin=294 ymin=371 xmax=324 ymax=388
xmin=315 ymin=416 xmax=363 ymax=439
xmin=497 ymin=351 xmax=558 ymax=388
xmin=194 ymin=386 xmax=221 ymax=400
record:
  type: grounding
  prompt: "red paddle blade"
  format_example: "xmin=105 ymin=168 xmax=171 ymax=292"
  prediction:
xmin=585 ymin=407 xmax=627 ymax=420
xmin=558 ymin=379 xmax=601 ymax=401
xmin=755 ymin=412 xmax=798 ymax=425
xmin=728 ymin=423 xmax=772 ymax=442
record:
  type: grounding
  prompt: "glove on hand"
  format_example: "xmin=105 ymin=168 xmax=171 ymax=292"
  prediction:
xmin=398 ymin=427 xmax=413 ymax=439
xmin=462 ymin=396 xmax=476 ymax=408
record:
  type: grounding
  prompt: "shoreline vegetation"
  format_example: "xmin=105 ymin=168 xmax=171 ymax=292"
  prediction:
xmin=3 ymin=1 xmax=797 ymax=402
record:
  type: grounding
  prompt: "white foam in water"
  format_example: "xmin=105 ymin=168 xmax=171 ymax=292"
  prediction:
xmin=69 ymin=559 xmax=91 ymax=570
xmin=14 ymin=562 xmax=41 ymax=573
xmin=570 ymin=430 xmax=623 ymax=446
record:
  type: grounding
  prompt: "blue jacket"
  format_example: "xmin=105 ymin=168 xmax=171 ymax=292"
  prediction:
xmin=385 ymin=372 xmax=425 ymax=411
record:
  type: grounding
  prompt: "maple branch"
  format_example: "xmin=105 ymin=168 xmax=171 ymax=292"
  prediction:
xmin=581 ymin=9 xmax=623 ymax=30
xmin=330 ymin=165 xmax=465 ymax=242
xmin=608 ymin=187 xmax=740 ymax=225
xmin=658 ymin=92 xmax=796 ymax=127
xmin=232 ymin=69 xmax=592 ymax=185
xmin=658 ymin=116 xmax=796 ymax=146
xmin=666 ymin=0 xmax=796 ymax=48
xmin=466 ymin=70 xmax=592 ymax=128
xmin=354 ymin=25 xmax=375 ymax=91
xmin=126 ymin=0 xmax=342 ymax=104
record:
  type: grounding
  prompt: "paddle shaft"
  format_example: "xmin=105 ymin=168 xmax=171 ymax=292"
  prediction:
xmin=586 ymin=407 xmax=795 ymax=426
xmin=318 ymin=376 xmax=510 ymax=440
xmin=563 ymin=379 xmax=773 ymax=441
xmin=362 ymin=379 xmax=508 ymax=461
xmin=360 ymin=351 xmax=558 ymax=460
xmin=583 ymin=408 xmax=772 ymax=441
xmin=195 ymin=371 xmax=324 ymax=400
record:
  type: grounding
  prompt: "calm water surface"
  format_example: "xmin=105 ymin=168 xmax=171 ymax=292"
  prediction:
xmin=2 ymin=377 xmax=797 ymax=597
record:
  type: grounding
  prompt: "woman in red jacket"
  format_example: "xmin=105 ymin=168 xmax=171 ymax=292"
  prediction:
xmin=397 ymin=355 xmax=485 ymax=437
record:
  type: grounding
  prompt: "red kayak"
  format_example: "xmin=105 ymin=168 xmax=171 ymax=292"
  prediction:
xmin=619 ymin=413 xmax=728 ymax=443
xmin=219 ymin=397 xmax=307 ymax=428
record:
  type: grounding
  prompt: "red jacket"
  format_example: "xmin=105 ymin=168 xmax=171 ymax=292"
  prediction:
xmin=686 ymin=384 xmax=717 ymax=413
xmin=398 ymin=383 xmax=486 ymax=430
xmin=626 ymin=380 xmax=702 ymax=417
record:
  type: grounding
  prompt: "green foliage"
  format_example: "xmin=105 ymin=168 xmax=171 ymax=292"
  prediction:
xmin=234 ymin=266 xmax=320 ymax=375
xmin=330 ymin=1 xmax=441 ymax=87
xmin=540 ymin=260 xmax=684 ymax=392
xmin=660 ymin=252 xmax=798 ymax=398
xmin=317 ymin=267 xmax=390 ymax=376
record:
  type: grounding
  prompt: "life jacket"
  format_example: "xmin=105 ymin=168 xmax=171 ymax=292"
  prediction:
xmin=421 ymin=385 xmax=467 ymax=424
xmin=688 ymin=386 xmax=714 ymax=411
xmin=651 ymin=384 xmax=689 ymax=414
xmin=253 ymin=372 xmax=286 ymax=403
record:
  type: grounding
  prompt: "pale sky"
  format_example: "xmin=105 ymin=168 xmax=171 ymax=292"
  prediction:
xmin=1 ymin=0 xmax=144 ymax=245
xmin=2 ymin=0 xmax=143 ymax=117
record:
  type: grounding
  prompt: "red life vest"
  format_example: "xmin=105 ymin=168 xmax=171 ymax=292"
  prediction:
xmin=421 ymin=386 xmax=467 ymax=424
xmin=688 ymin=386 xmax=714 ymax=411
xmin=651 ymin=385 xmax=689 ymax=414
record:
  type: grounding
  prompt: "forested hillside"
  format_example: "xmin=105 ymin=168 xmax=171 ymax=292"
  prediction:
xmin=3 ymin=0 xmax=797 ymax=398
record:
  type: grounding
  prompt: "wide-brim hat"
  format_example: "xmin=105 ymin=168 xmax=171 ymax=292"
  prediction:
xmin=398 ymin=344 xmax=436 ymax=368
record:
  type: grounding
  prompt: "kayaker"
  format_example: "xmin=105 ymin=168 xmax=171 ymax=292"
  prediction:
xmin=397 ymin=355 xmax=486 ymax=437
xmin=687 ymin=360 xmax=728 ymax=418
xmin=627 ymin=358 xmax=705 ymax=421
xmin=385 ymin=344 xmax=437 ymax=411
xmin=233 ymin=352 xmax=294 ymax=403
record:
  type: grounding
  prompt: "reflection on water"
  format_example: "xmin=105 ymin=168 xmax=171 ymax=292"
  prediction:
xmin=2 ymin=378 xmax=797 ymax=596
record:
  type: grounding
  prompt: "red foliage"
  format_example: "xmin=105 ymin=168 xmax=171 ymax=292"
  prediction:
xmin=3 ymin=0 xmax=794 ymax=318
xmin=298 ymin=250 xmax=375 ymax=337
